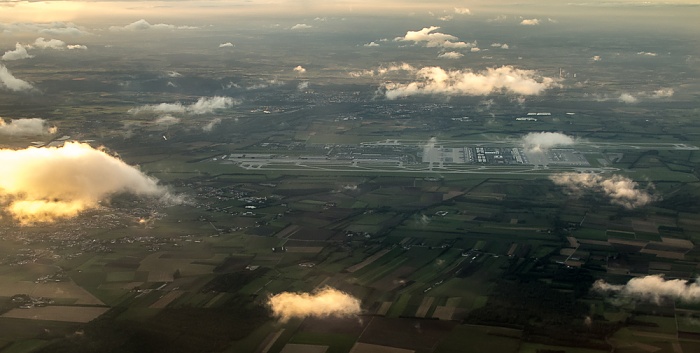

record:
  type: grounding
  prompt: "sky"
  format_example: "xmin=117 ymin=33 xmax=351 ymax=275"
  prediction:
xmin=1 ymin=0 xmax=699 ymax=24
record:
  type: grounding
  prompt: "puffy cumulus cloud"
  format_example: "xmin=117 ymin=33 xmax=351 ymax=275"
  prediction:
xmin=2 ymin=43 xmax=33 ymax=61
xmin=129 ymin=96 xmax=239 ymax=115
xmin=438 ymin=15 xmax=453 ymax=21
xmin=549 ymin=173 xmax=657 ymax=209
xmin=618 ymin=93 xmax=639 ymax=104
xmin=593 ymin=275 xmax=700 ymax=304
xmin=0 ymin=118 xmax=55 ymax=136
xmin=0 ymin=63 xmax=34 ymax=92
xmin=109 ymin=19 xmax=197 ymax=32
xmin=219 ymin=42 xmax=234 ymax=48
xmin=30 ymin=38 xmax=87 ymax=51
xmin=520 ymin=19 xmax=541 ymax=26
xmin=470 ymin=47 xmax=481 ymax=52
xmin=382 ymin=65 xmax=559 ymax=99
xmin=363 ymin=41 xmax=379 ymax=47
xmin=652 ymin=88 xmax=674 ymax=98
xmin=454 ymin=7 xmax=471 ymax=15
xmin=267 ymin=287 xmax=361 ymax=322
xmin=521 ymin=132 xmax=575 ymax=152
xmin=491 ymin=43 xmax=509 ymax=49
xmin=394 ymin=26 xmax=475 ymax=49
xmin=293 ymin=65 xmax=306 ymax=73
xmin=438 ymin=51 xmax=463 ymax=59
xmin=0 ymin=142 xmax=175 ymax=224
xmin=33 ymin=37 xmax=65 ymax=50
xmin=153 ymin=115 xmax=180 ymax=126
xmin=290 ymin=23 xmax=312 ymax=30
xmin=348 ymin=63 xmax=416 ymax=78
xmin=591 ymin=55 xmax=602 ymax=61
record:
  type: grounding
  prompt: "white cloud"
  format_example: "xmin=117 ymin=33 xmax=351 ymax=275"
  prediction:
xmin=2 ymin=43 xmax=33 ymax=61
xmin=246 ymin=79 xmax=285 ymax=90
xmin=109 ymin=19 xmax=197 ymax=32
xmin=0 ymin=142 xmax=177 ymax=224
xmin=67 ymin=44 xmax=87 ymax=50
xmin=293 ymin=65 xmax=306 ymax=73
xmin=521 ymin=132 xmax=575 ymax=152
xmin=550 ymin=173 xmax=657 ymax=209
xmin=267 ymin=287 xmax=361 ymax=322
xmin=591 ymin=55 xmax=601 ymax=61
xmin=652 ymin=88 xmax=674 ymax=98
xmin=618 ymin=93 xmax=639 ymax=104
xmin=593 ymin=275 xmax=700 ymax=304
xmin=382 ymin=65 xmax=559 ymax=99
xmin=129 ymin=96 xmax=239 ymax=115
xmin=438 ymin=51 xmax=463 ymax=59
xmin=520 ymin=19 xmax=541 ymax=26
xmin=363 ymin=41 xmax=379 ymax=47
xmin=153 ymin=115 xmax=180 ymax=126
xmin=33 ymin=37 xmax=66 ymax=50
xmin=297 ymin=81 xmax=309 ymax=90
xmin=290 ymin=23 xmax=312 ymax=30
xmin=470 ymin=47 xmax=481 ymax=52
xmin=637 ymin=51 xmax=657 ymax=56
xmin=219 ymin=42 xmax=234 ymax=48
xmin=0 ymin=118 xmax=54 ymax=136
xmin=454 ymin=7 xmax=471 ymax=15
xmin=439 ymin=15 xmax=453 ymax=21
xmin=0 ymin=63 xmax=34 ymax=92
xmin=0 ymin=22 xmax=89 ymax=36
xmin=202 ymin=118 xmax=221 ymax=132
xmin=394 ymin=26 xmax=475 ymax=49
xmin=491 ymin=43 xmax=509 ymax=49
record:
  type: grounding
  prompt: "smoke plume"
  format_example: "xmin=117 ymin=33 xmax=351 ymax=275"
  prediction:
xmin=0 ymin=142 xmax=176 ymax=224
xmin=549 ymin=173 xmax=657 ymax=209
xmin=0 ymin=118 xmax=55 ymax=136
xmin=593 ymin=275 xmax=700 ymax=304
xmin=521 ymin=132 xmax=575 ymax=151
xmin=267 ymin=287 xmax=361 ymax=322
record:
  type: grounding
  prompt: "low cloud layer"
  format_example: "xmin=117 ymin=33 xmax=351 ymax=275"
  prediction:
xmin=0 ymin=22 xmax=89 ymax=36
xmin=521 ymin=132 xmax=575 ymax=151
xmin=0 ymin=63 xmax=34 ymax=92
xmin=550 ymin=173 xmax=657 ymax=209
xmin=394 ymin=26 xmax=475 ymax=49
xmin=267 ymin=287 xmax=361 ymax=322
xmin=0 ymin=118 xmax=55 ymax=136
xmin=129 ymin=96 xmax=238 ymax=115
xmin=382 ymin=65 xmax=559 ymax=99
xmin=109 ymin=19 xmax=197 ymax=31
xmin=0 ymin=142 xmax=175 ymax=224
xmin=520 ymin=19 xmax=541 ymax=25
xmin=593 ymin=275 xmax=700 ymax=304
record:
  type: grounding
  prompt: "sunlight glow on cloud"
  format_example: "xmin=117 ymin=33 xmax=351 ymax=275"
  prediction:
xmin=0 ymin=142 xmax=177 ymax=224
xmin=382 ymin=65 xmax=559 ymax=99
xmin=0 ymin=118 xmax=55 ymax=136
xmin=550 ymin=173 xmax=657 ymax=209
xmin=395 ymin=26 xmax=475 ymax=48
xmin=109 ymin=19 xmax=198 ymax=32
xmin=593 ymin=275 xmax=700 ymax=304
xmin=267 ymin=287 xmax=361 ymax=322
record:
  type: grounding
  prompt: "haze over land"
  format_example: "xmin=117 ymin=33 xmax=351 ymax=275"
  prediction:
xmin=0 ymin=1 xmax=699 ymax=353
